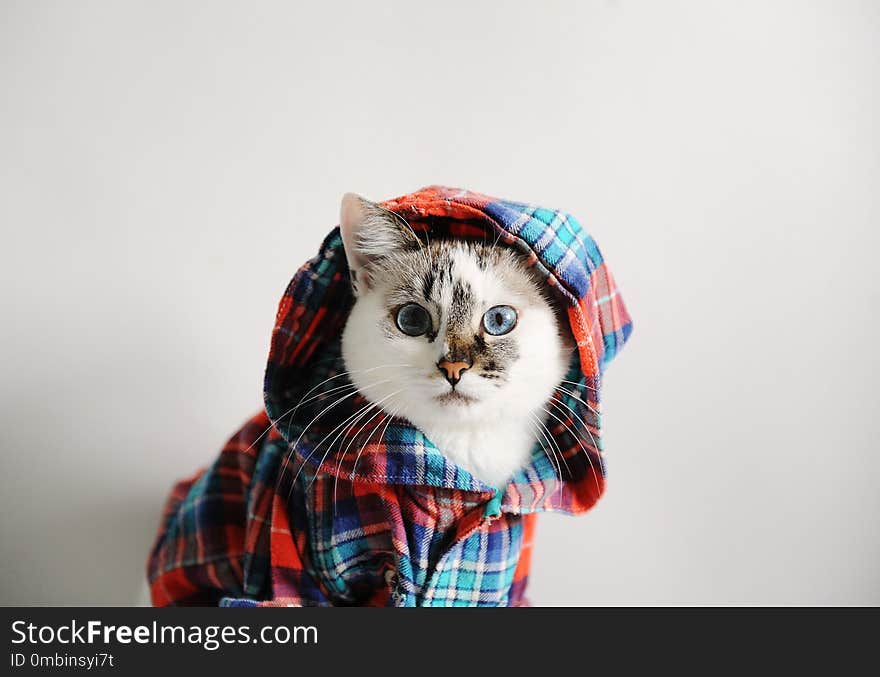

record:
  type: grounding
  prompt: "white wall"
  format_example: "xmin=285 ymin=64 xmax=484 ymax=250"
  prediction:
xmin=1 ymin=0 xmax=877 ymax=604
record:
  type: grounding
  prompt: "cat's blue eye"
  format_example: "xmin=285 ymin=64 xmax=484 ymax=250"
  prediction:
xmin=482 ymin=305 xmax=517 ymax=336
xmin=395 ymin=303 xmax=432 ymax=337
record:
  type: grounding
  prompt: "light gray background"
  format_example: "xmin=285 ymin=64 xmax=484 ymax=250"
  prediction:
xmin=1 ymin=0 xmax=878 ymax=605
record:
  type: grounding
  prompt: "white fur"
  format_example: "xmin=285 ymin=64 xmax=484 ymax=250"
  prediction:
xmin=341 ymin=242 xmax=568 ymax=487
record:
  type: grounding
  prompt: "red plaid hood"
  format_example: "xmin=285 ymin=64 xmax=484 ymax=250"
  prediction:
xmin=263 ymin=186 xmax=632 ymax=515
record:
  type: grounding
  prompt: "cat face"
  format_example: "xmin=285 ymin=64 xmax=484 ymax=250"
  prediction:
xmin=339 ymin=194 xmax=572 ymax=482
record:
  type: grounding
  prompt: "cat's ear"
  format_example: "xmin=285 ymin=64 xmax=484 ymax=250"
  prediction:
xmin=339 ymin=193 xmax=420 ymax=295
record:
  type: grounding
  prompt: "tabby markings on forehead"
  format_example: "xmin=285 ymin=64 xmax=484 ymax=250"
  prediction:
xmin=421 ymin=271 xmax=435 ymax=303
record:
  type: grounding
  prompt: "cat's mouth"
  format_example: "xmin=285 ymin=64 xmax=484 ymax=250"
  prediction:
xmin=434 ymin=390 xmax=478 ymax=405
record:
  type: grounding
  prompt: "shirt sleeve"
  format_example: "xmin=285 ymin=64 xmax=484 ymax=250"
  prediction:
xmin=147 ymin=412 xmax=326 ymax=606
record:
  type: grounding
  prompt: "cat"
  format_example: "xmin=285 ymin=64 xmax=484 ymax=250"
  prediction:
xmin=148 ymin=186 xmax=631 ymax=607
xmin=339 ymin=193 xmax=574 ymax=488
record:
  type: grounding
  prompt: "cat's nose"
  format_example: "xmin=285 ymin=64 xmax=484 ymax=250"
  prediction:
xmin=437 ymin=360 xmax=471 ymax=386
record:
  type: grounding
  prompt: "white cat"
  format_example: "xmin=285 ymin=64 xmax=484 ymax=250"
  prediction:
xmin=339 ymin=193 xmax=573 ymax=487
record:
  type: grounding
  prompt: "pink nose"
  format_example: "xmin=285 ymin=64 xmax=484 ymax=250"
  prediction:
xmin=437 ymin=360 xmax=470 ymax=386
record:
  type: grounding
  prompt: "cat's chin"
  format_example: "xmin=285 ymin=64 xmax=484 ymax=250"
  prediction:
xmin=433 ymin=390 xmax=479 ymax=405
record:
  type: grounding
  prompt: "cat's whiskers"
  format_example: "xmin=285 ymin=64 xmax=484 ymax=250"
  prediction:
xmin=530 ymin=409 xmax=573 ymax=505
xmin=281 ymin=380 xmax=388 ymax=450
xmin=277 ymin=376 xmax=395 ymax=489
xmin=558 ymin=378 xmax=600 ymax=396
xmin=553 ymin=383 xmax=602 ymax=423
xmin=283 ymin=363 xmax=411 ymax=440
xmin=304 ymin=388 xmax=405 ymax=495
xmin=548 ymin=395 xmax=606 ymax=498
xmin=351 ymin=402 xmax=400 ymax=481
xmin=542 ymin=401 xmax=603 ymax=497
xmin=527 ymin=412 xmax=563 ymax=495
xmin=331 ymin=396 xmax=402 ymax=512
xmin=549 ymin=394 xmax=601 ymax=453
xmin=543 ymin=410 xmax=574 ymax=476
xmin=285 ymin=396 xmax=380 ymax=498
xmin=245 ymin=362 xmax=409 ymax=453
xmin=528 ymin=412 xmax=557 ymax=474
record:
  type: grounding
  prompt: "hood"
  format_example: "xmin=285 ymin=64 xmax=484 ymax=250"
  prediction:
xmin=263 ymin=186 xmax=632 ymax=515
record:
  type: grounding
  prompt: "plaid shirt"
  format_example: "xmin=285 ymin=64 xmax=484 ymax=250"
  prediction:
xmin=148 ymin=186 xmax=632 ymax=606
